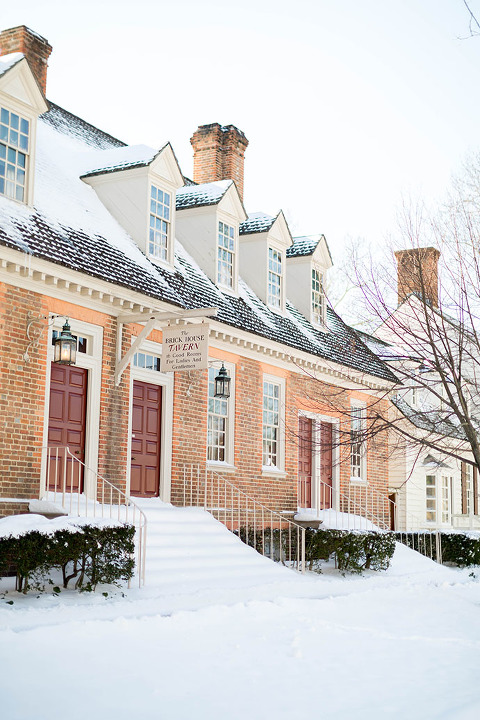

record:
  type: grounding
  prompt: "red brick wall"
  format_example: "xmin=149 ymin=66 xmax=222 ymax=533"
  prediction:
xmin=170 ymin=354 xmax=390 ymax=517
xmin=0 ymin=26 xmax=52 ymax=95
xmin=0 ymin=280 xmax=389 ymax=522
xmin=0 ymin=283 xmax=47 ymax=502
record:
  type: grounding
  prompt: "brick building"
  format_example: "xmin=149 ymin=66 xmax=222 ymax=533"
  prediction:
xmin=0 ymin=26 xmax=395 ymax=525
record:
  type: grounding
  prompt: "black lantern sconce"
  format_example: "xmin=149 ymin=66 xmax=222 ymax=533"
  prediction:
xmin=214 ymin=363 xmax=231 ymax=399
xmin=53 ymin=319 xmax=77 ymax=365
xmin=24 ymin=313 xmax=77 ymax=366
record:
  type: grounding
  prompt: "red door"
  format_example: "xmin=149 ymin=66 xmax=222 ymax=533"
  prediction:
xmin=319 ymin=422 xmax=333 ymax=509
xmin=48 ymin=364 xmax=88 ymax=492
xmin=130 ymin=381 xmax=162 ymax=497
xmin=298 ymin=416 xmax=313 ymax=507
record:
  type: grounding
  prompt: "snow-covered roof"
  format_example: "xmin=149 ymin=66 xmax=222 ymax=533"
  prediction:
xmin=0 ymin=103 xmax=396 ymax=383
xmin=393 ymin=396 xmax=468 ymax=440
xmin=239 ymin=212 xmax=277 ymax=235
xmin=176 ymin=180 xmax=232 ymax=210
xmin=287 ymin=235 xmax=323 ymax=258
xmin=0 ymin=51 xmax=24 ymax=78
xmin=80 ymin=144 xmax=159 ymax=177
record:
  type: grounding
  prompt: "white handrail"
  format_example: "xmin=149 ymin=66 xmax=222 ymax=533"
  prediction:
xmin=181 ymin=464 xmax=306 ymax=573
xmin=43 ymin=446 xmax=147 ymax=587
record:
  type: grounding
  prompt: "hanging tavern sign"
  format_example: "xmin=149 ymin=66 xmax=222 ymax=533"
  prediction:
xmin=160 ymin=323 xmax=210 ymax=372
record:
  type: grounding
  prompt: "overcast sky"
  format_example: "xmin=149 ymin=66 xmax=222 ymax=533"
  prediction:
xmin=2 ymin=1 xmax=480 ymax=261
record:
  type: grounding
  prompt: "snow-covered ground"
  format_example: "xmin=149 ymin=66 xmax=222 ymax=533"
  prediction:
xmin=1 ymin=498 xmax=480 ymax=720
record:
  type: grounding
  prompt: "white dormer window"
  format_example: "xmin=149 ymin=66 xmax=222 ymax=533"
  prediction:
xmin=268 ymin=247 xmax=283 ymax=309
xmin=218 ymin=220 xmax=235 ymax=288
xmin=0 ymin=107 xmax=29 ymax=202
xmin=149 ymin=185 xmax=171 ymax=261
xmin=312 ymin=267 xmax=325 ymax=325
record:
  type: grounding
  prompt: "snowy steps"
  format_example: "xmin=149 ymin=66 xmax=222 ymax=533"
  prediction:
xmin=136 ymin=499 xmax=288 ymax=589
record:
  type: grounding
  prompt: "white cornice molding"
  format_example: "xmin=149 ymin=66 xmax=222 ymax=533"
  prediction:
xmin=0 ymin=244 xmax=394 ymax=391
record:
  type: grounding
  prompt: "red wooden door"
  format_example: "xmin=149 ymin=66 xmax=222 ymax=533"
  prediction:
xmin=130 ymin=381 xmax=162 ymax=497
xmin=48 ymin=364 xmax=88 ymax=492
xmin=298 ymin=416 xmax=313 ymax=507
xmin=319 ymin=421 xmax=333 ymax=509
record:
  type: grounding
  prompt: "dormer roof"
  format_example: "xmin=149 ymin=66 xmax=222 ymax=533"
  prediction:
xmin=80 ymin=142 xmax=184 ymax=187
xmin=0 ymin=52 xmax=24 ymax=78
xmin=239 ymin=210 xmax=293 ymax=245
xmin=240 ymin=212 xmax=277 ymax=235
xmin=287 ymin=233 xmax=333 ymax=268
xmin=176 ymin=178 xmax=247 ymax=221
xmin=176 ymin=179 xmax=233 ymax=210
xmin=0 ymin=52 xmax=49 ymax=115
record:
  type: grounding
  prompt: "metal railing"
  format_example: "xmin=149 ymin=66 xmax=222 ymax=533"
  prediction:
xmin=44 ymin=446 xmax=147 ymax=587
xmin=297 ymin=475 xmax=394 ymax=531
xmin=181 ymin=465 xmax=306 ymax=573
xmin=297 ymin=475 xmax=446 ymax=562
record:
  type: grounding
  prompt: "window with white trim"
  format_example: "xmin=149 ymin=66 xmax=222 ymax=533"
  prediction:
xmin=207 ymin=367 xmax=229 ymax=462
xmin=133 ymin=352 xmax=161 ymax=372
xmin=312 ymin=267 xmax=325 ymax=324
xmin=350 ymin=406 xmax=366 ymax=480
xmin=263 ymin=379 xmax=282 ymax=469
xmin=426 ymin=474 xmax=451 ymax=524
xmin=268 ymin=247 xmax=283 ymax=309
xmin=149 ymin=185 xmax=171 ymax=260
xmin=217 ymin=221 xmax=235 ymax=288
xmin=0 ymin=107 xmax=29 ymax=202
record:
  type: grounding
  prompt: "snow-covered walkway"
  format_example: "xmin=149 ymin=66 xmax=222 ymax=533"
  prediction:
xmin=1 ymin=499 xmax=480 ymax=719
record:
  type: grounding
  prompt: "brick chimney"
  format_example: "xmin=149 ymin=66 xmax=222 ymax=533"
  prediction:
xmin=0 ymin=26 xmax=52 ymax=95
xmin=190 ymin=123 xmax=249 ymax=202
xmin=395 ymin=247 xmax=441 ymax=308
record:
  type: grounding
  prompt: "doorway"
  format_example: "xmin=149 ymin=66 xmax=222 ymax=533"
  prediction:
xmin=47 ymin=364 xmax=88 ymax=492
xmin=130 ymin=380 xmax=162 ymax=497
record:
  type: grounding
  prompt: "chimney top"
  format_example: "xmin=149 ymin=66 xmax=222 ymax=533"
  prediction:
xmin=0 ymin=25 xmax=52 ymax=95
xmin=190 ymin=123 xmax=249 ymax=202
xmin=395 ymin=247 xmax=441 ymax=308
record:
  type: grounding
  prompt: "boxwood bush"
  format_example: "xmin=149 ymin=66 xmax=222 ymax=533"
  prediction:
xmin=395 ymin=531 xmax=480 ymax=567
xmin=0 ymin=522 xmax=135 ymax=593
xmin=238 ymin=526 xmax=396 ymax=574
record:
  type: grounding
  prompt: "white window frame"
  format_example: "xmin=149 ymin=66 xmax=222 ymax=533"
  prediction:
xmin=311 ymin=265 xmax=326 ymax=325
xmin=148 ymin=184 xmax=171 ymax=262
xmin=207 ymin=360 xmax=236 ymax=470
xmin=217 ymin=219 xmax=236 ymax=290
xmin=267 ymin=246 xmax=283 ymax=310
xmin=426 ymin=473 xmax=452 ymax=526
xmin=0 ymin=104 xmax=31 ymax=204
xmin=262 ymin=374 xmax=286 ymax=475
xmin=350 ymin=403 xmax=367 ymax=483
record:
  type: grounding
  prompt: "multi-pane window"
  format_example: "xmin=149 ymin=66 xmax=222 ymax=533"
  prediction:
xmin=426 ymin=475 xmax=451 ymax=524
xmin=149 ymin=185 xmax=170 ymax=260
xmin=350 ymin=406 xmax=365 ymax=479
xmin=133 ymin=352 xmax=161 ymax=372
xmin=217 ymin=221 xmax=235 ymax=288
xmin=0 ymin=107 xmax=29 ymax=202
xmin=263 ymin=380 xmax=281 ymax=468
xmin=268 ymin=247 xmax=282 ymax=308
xmin=207 ymin=367 xmax=228 ymax=462
xmin=312 ymin=268 xmax=325 ymax=324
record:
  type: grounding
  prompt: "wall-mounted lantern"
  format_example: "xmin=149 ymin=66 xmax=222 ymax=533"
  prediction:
xmin=53 ymin=319 xmax=77 ymax=365
xmin=214 ymin=363 xmax=231 ymax=399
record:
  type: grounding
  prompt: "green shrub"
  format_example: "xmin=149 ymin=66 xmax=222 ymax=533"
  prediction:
xmin=395 ymin=530 xmax=480 ymax=567
xmin=0 ymin=522 xmax=135 ymax=593
xmin=237 ymin=526 xmax=395 ymax=574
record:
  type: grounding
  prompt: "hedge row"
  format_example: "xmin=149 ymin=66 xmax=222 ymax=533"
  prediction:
xmin=0 ymin=524 xmax=135 ymax=593
xmin=395 ymin=531 xmax=480 ymax=566
xmin=239 ymin=526 xmax=396 ymax=574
